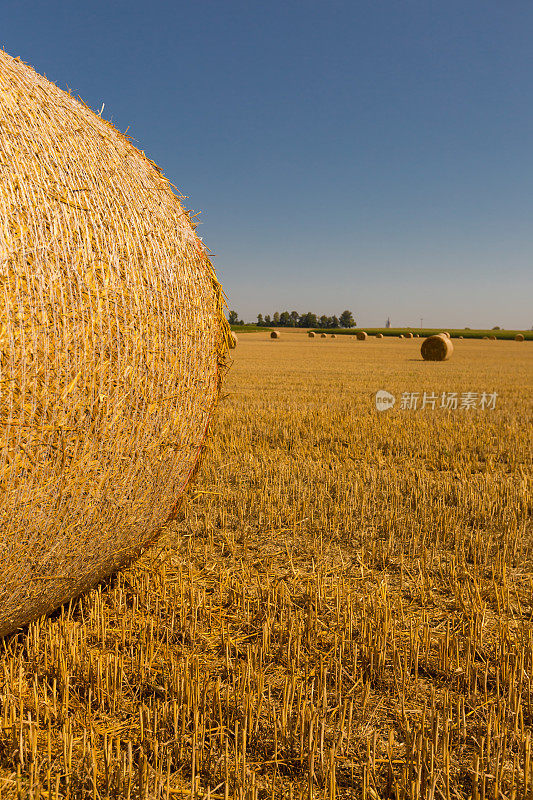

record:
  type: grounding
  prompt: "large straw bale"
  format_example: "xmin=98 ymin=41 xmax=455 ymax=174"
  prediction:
xmin=320 ymin=333 xmax=327 ymax=338
xmin=356 ymin=331 xmax=368 ymax=341
xmin=405 ymin=332 xmax=413 ymax=338
xmin=308 ymin=331 xmax=315 ymax=338
xmin=270 ymin=331 xmax=280 ymax=339
xmin=0 ymin=51 xmax=230 ymax=636
xmin=375 ymin=333 xmax=383 ymax=339
xmin=421 ymin=334 xmax=453 ymax=361
xmin=515 ymin=333 xmax=525 ymax=341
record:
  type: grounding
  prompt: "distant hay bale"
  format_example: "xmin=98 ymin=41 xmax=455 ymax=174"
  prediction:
xmin=308 ymin=331 xmax=316 ymax=338
xmin=229 ymin=332 xmax=238 ymax=349
xmin=270 ymin=331 xmax=280 ymax=339
xmin=515 ymin=333 xmax=525 ymax=341
xmin=320 ymin=333 xmax=327 ymax=338
xmin=356 ymin=331 xmax=368 ymax=341
xmin=459 ymin=336 xmax=464 ymax=339
xmin=405 ymin=332 xmax=413 ymax=338
xmin=399 ymin=335 xmax=405 ymax=339
xmin=375 ymin=333 xmax=384 ymax=339
xmin=441 ymin=332 xmax=451 ymax=338
xmin=421 ymin=334 xmax=453 ymax=362
xmin=489 ymin=335 xmax=497 ymax=341
xmin=483 ymin=336 xmax=489 ymax=340
xmin=0 ymin=51 xmax=230 ymax=637
xmin=331 ymin=334 xmax=336 ymax=339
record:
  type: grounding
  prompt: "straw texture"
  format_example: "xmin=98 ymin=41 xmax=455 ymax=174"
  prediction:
xmin=421 ymin=334 xmax=453 ymax=362
xmin=0 ymin=51 xmax=230 ymax=636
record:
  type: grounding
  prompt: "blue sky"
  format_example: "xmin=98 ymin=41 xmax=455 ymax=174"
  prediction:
xmin=2 ymin=0 xmax=532 ymax=328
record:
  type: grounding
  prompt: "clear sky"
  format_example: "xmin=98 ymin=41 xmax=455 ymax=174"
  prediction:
xmin=2 ymin=0 xmax=532 ymax=328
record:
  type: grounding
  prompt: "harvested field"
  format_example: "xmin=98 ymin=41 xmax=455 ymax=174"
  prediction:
xmin=0 ymin=332 xmax=531 ymax=799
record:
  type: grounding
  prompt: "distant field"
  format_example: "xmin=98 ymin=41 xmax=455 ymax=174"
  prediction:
xmin=1 ymin=334 xmax=531 ymax=798
xmin=314 ymin=327 xmax=533 ymax=340
xmin=230 ymin=323 xmax=271 ymax=332
xmin=231 ymin=325 xmax=533 ymax=340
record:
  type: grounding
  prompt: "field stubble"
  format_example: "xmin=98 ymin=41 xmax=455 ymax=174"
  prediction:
xmin=0 ymin=333 xmax=531 ymax=799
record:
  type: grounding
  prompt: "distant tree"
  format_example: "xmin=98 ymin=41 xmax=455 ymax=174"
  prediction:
xmin=300 ymin=312 xmax=318 ymax=328
xmin=256 ymin=309 xmax=356 ymax=328
xmin=339 ymin=310 xmax=355 ymax=328
xmin=228 ymin=310 xmax=239 ymax=325
xmin=238 ymin=319 xmax=244 ymax=326
xmin=492 ymin=326 xmax=500 ymax=330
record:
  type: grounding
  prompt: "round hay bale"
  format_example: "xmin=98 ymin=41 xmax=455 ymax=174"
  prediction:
xmin=0 ymin=51 xmax=229 ymax=637
xmin=331 ymin=334 xmax=336 ymax=339
xmin=356 ymin=331 xmax=368 ymax=341
xmin=483 ymin=336 xmax=489 ymax=340
xmin=421 ymin=334 xmax=453 ymax=362
xmin=405 ymin=332 xmax=413 ymax=339
xmin=459 ymin=336 xmax=464 ymax=339
xmin=399 ymin=335 xmax=405 ymax=339
xmin=375 ymin=333 xmax=384 ymax=339
xmin=489 ymin=335 xmax=497 ymax=341
xmin=270 ymin=330 xmax=280 ymax=339
xmin=320 ymin=333 xmax=327 ymax=338
xmin=441 ymin=332 xmax=451 ymax=338
xmin=308 ymin=331 xmax=316 ymax=338
xmin=515 ymin=333 xmax=525 ymax=341
xmin=229 ymin=332 xmax=238 ymax=349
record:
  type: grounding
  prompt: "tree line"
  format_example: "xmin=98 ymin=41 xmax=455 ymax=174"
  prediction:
xmin=228 ymin=310 xmax=356 ymax=328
